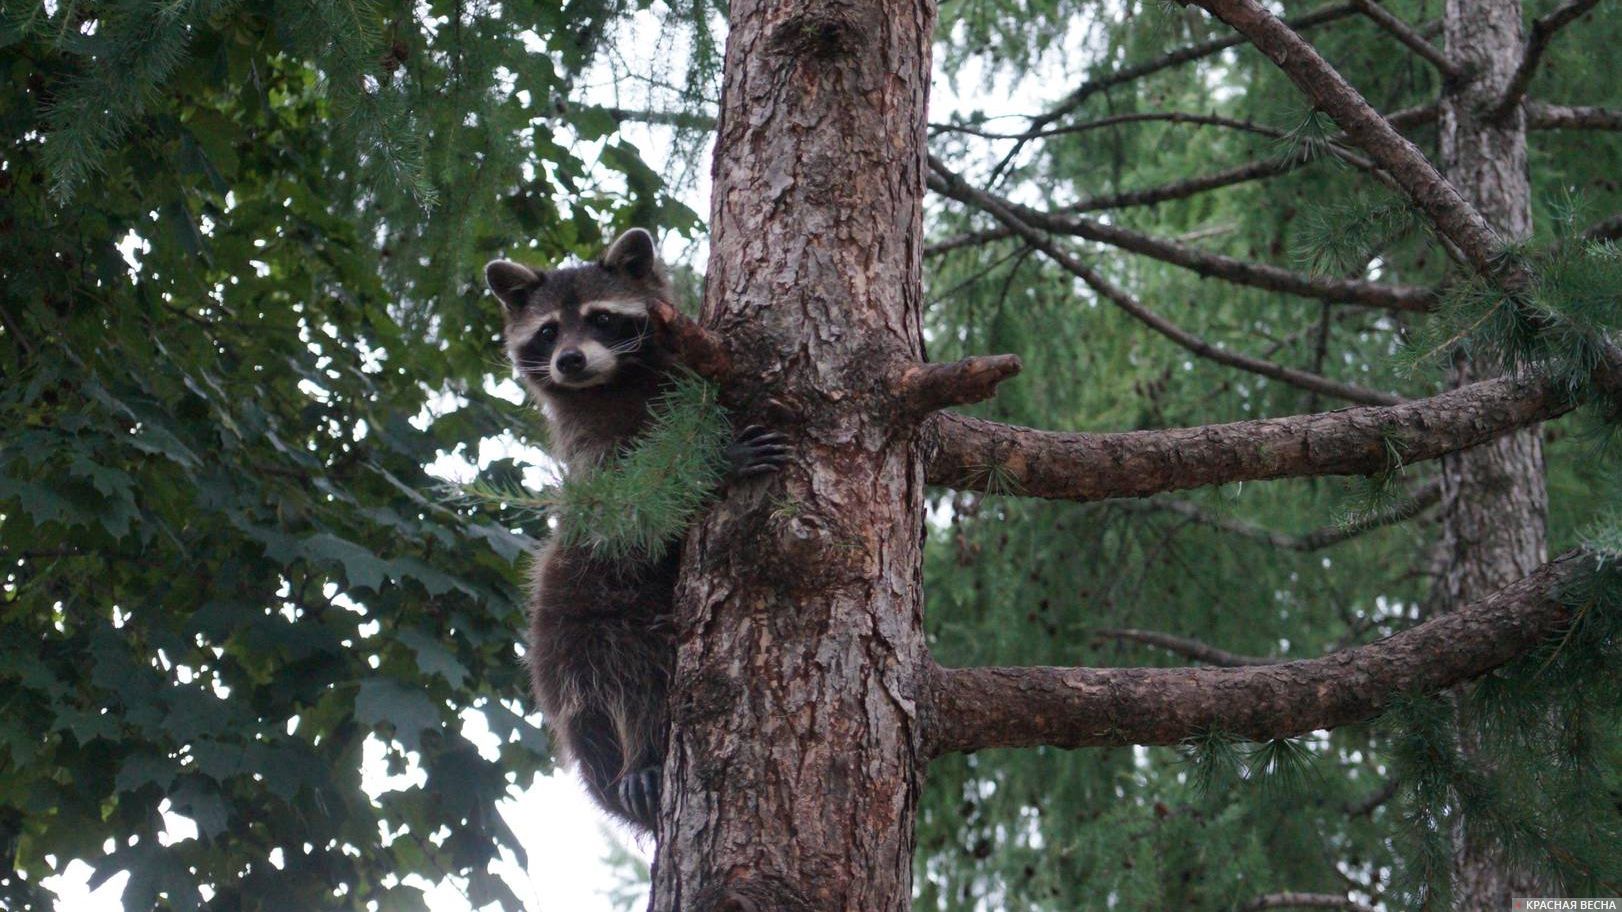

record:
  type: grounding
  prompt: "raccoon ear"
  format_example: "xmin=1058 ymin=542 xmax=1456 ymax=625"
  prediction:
xmin=600 ymin=228 xmax=660 ymax=281
xmin=485 ymin=260 xmax=541 ymax=310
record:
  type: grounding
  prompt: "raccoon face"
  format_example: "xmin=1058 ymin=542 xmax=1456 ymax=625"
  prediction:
xmin=486 ymin=229 xmax=668 ymax=391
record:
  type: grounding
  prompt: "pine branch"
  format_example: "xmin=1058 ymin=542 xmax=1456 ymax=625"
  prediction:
xmin=1350 ymin=0 xmax=1463 ymax=81
xmin=1115 ymin=478 xmax=1442 ymax=551
xmin=1242 ymin=892 xmax=1378 ymax=912
xmin=1527 ymin=102 xmax=1622 ymax=131
xmin=1187 ymin=0 xmax=1507 ymax=276
xmin=1488 ymin=0 xmax=1605 ymax=123
xmin=1093 ymin=628 xmax=1283 ymax=666
xmin=923 ymin=550 xmax=1594 ymax=754
xmin=923 ymin=105 xmax=1438 ymax=255
xmin=929 ymin=158 xmax=1436 ymax=312
xmin=927 ymin=159 xmax=1413 ymax=406
xmin=933 ymin=110 xmax=1291 ymax=143
xmin=921 ymin=350 xmax=1619 ymax=502
xmin=985 ymin=2 xmax=1361 ymax=181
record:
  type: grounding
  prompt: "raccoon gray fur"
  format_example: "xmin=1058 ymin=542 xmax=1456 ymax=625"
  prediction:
xmin=485 ymin=228 xmax=785 ymax=833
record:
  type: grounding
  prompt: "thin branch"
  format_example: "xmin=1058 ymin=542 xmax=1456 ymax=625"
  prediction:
xmin=602 ymin=106 xmax=717 ymax=130
xmin=1527 ymin=101 xmax=1622 ymax=131
xmin=923 ymin=550 xmax=1592 ymax=754
xmin=924 ymin=107 xmax=1437 ymax=254
xmin=1116 ymin=478 xmax=1442 ymax=551
xmin=1344 ymin=778 xmax=1398 ymax=817
xmin=929 ymin=158 xmax=1435 ymax=312
xmin=1489 ymin=0 xmax=1605 ymax=123
xmin=987 ymin=2 xmax=1360 ymax=180
xmin=1188 ymin=0 xmax=1505 ymax=274
xmin=921 ymin=351 xmax=1619 ymax=501
xmin=1093 ymin=628 xmax=1283 ymax=666
xmin=927 ymin=160 xmax=1412 ymax=406
xmin=1243 ymin=892 xmax=1378 ymax=912
xmin=897 ymin=355 xmax=1023 ymax=414
xmin=1350 ymin=0 xmax=1463 ymax=81
xmin=1073 ymin=154 xmax=1304 ymax=212
xmin=933 ymin=110 xmax=1289 ymax=143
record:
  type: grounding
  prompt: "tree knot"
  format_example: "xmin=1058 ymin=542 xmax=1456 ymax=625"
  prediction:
xmin=769 ymin=7 xmax=860 ymax=60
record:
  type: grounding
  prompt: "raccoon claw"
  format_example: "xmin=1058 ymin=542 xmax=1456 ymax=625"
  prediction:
xmin=727 ymin=425 xmax=791 ymax=479
xmin=618 ymin=766 xmax=661 ymax=825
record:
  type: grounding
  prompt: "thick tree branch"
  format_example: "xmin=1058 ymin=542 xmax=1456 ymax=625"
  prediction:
xmin=1187 ymin=0 xmax=1506 ymax=274
xmin=922 ymin=354 xmax=1618 ymax=501
xmin=898 ymin=355 xmax=1023 ymax=414
xmin=1093 ymin=628 xmax=1283 ymax=666
xmin=1527 ymin=101 xmax=1622 ymax=131
xmin=1350 ymin=0 xmax=1463 ymax=82
xmin=648 ymin=300 xmax=732 ymax=382
xmin=1243 ymin=893 xmax=1378 ymax=912
xmin=1117 ymin=478 xmax=1442 ymax=551
xmin=928 ymin=160 xmax=1409 ymax=406
xmin=924 ymin=550 xmax=1592 ymax=754
xmin=1488 ymin=0 xmax=1604 ymax=123
xmin=930 ymin=158 xmax=1435 ymax=312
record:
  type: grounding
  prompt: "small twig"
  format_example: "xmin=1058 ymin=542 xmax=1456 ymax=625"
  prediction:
xmin=1115 ymin=478 xmax=1442 ymax=552
xmin=1345 ymin=778 xmax=1399 ymax=817
xmin=1092 ymin=628 xmax=1283 ymax=666
xmin=648 ymin=300 xmax=732 ymax=382
xmin=932 ymin=110 xmax=1291 ymax=142
xmin=1242 ymin=892 xmax=1378 ymax=912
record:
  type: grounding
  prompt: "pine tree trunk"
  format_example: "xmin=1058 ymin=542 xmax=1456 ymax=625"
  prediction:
xmin=649 ymin=1 xmax=936 ymax=909
xmin=1435 ymin=0 xmax=1551 ymax=902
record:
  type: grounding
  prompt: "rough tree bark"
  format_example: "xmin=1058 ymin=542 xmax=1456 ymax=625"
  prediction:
xmin=1433 ymin=0 xmax=1551 ymax=902
xmin=637 ymin=0 xmax=1610 ymax=906
xmin=649 ymin=0 xmax=941 ymax=908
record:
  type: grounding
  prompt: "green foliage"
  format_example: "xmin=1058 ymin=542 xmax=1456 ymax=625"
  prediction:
xmin=919 ymin=0 xmax=1622 ymax=908
xmin=1401 ymin=239 xmax=1622 ymax=398
xmin=460 ymin=371 xmax=734 ymax=562
xmin=553 ymin=373 xmax=731 ymax=560
xmin=1293 ymin=194 xmax=1427 ymax=278
xmin=0 ymin=0 xmax=699 ymax=907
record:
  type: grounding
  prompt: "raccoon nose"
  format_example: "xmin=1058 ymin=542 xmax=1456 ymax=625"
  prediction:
xmin=555 ymin=349 xmax=588 ymax=377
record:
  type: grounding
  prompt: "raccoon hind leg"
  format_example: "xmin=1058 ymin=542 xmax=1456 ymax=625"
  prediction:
xmin=566 ymin=711 xmax=659 ymax=831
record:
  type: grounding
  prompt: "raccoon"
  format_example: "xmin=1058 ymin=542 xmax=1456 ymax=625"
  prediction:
xmin=485 ymin=228 xmax=785 ymax=833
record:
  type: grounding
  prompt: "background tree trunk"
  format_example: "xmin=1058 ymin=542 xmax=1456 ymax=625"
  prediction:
xmin=1435 ymin=0 xmax=1552 ymax=902
xmin=649 ymin=0 xmax=936 ymax=909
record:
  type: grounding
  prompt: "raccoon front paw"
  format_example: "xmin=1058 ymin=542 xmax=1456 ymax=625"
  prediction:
xmin=617 ymin=765 xmax=661 ymax=825
xmin=727 ymin=425 xmax=791 ymax=479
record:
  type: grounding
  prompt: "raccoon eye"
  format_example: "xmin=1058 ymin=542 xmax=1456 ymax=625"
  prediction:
xmin=536 ymin=324 xmax=558 ymax=342
xmin=588 ymin=312 xmax=617 ymax=330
